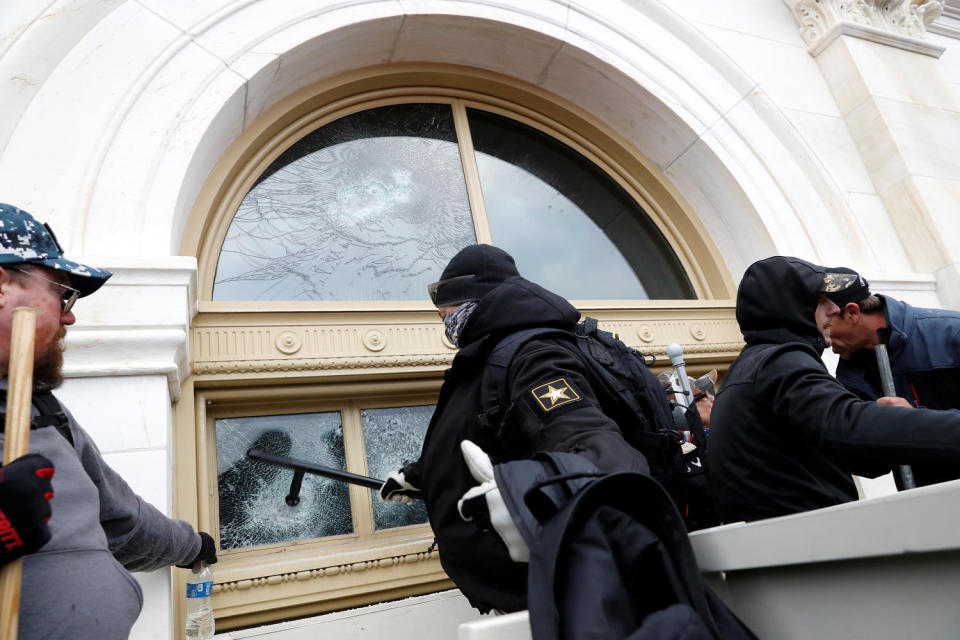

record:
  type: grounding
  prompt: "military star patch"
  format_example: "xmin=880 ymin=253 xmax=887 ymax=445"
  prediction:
xmin=531 ymin=378 xmax=581 ymax=412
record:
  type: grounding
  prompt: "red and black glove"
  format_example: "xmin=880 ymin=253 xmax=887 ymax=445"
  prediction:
xmin=0 ymin=453 xmax=55 ymax=566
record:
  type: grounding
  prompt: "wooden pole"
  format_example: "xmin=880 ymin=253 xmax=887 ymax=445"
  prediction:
xmin=0 ymin=308 xmax=36 ymax=640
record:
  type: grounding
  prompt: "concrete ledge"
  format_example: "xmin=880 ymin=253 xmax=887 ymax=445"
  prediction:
xmin=217 ymin=590 xmax=483 ymax=640
xmin=689 ymin=478 xmax=960 ymax=572
xmin=458 ymin=611 xmax=530 ymax=640
xmin=458 ymin=481 xmax=960 ymax=639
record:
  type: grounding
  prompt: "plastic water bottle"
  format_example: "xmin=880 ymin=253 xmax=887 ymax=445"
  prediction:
xmin=185 ymin=562 xmax=215 ymax=639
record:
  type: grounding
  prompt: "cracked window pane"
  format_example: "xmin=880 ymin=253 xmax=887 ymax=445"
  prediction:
xmin=216 ymin=412 xmax=351 ymax=550
xmin=362 ymin=405 xmax=433 ymax=530
xmin=213 ymin=103 xmax=476 ymax=302
xmin=467 ymin=108 xmax=694 ymax=300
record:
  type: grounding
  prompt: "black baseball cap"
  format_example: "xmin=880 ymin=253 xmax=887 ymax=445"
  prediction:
xmin=821 ymin=267 xmax=870 ymax=308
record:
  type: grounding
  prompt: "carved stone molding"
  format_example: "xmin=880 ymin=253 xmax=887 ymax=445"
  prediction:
xmin=789 ymin=0 xmax=946 ymax=56
xmin=62 ymin=258 xmax=197 ymax=401
xmin=210 ymin=541 xmax=450 ymax=626
xmin=192 ymin=353 xmax=455 ymax=375
xmin=214 ymin=547 xmax=441 ymax=595
xmin=190 ymin=309 xmax=743 ymax=379
xmin=928 ymin=0 xmax=960 ymax=37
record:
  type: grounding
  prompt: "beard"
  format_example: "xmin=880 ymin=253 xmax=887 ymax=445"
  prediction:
xmin=33 ymin=327 xmax=66 ymax=392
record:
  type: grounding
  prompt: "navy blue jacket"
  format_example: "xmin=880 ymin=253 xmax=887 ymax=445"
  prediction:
xmin=836 ymin=294 xmax=960 ymax=486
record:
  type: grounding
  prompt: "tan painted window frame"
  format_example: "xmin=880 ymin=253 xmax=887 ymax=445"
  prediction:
xmin=203 ymin=389 xmax=438 ymax=556
xmin=194 ymin=379 xmax=451 ymax=629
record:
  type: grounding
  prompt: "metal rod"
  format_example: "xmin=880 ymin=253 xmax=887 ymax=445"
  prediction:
xmin=875 ymin=344 xmax=916 ymax=490
xmin=286 ymin=470 xmax=305 ymax=506
xmin=246 ymin=448 xmax=386 ymax=491
xmin=667 ymin=343 xmax=693 ymax=409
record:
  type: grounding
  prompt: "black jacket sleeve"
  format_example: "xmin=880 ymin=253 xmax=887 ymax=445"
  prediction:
xmin=762 ymin=347 xmax=960 ymax=473
xmin=505 ymin=338 xmax=649 ymax=475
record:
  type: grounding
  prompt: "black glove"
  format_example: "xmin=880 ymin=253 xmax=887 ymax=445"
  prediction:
xmin=0 ymin=453 xmax=55 ymax=565
xmin=178 ymin=531 xmax=217 ymax=568
xmin=379 ymin=469 xmax=421 ymax=505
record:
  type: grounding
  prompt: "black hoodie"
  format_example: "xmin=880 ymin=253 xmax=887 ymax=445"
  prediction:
xmin=404 ymin=276 xmax=648 ymax=613
xmin=710 ymin=256 xmax=960 ymax=522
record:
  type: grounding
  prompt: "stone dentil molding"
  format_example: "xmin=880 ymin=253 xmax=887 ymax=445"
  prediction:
xmin=787 ymin=0 xmax=947 ymax=56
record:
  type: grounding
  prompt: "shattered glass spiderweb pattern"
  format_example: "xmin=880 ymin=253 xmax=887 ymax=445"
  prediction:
xmin=362 ymin=405 xmax=433 ymax=530
xmin=216 ymin=412 xmax=352 ymax=550
xmin=213 ymin=103 xmax=476 ymax=301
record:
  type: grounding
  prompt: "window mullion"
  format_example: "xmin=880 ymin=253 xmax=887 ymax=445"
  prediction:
xmin=342 ymin=402 xmax=375 ymax=538
xmin=196 ymin=395 xmax=218 ymax=539
xmin=452 ymin=100 xmax=493 ymax=244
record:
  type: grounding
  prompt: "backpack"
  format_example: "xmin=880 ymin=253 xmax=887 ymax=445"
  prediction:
xmin=0 ymin=392 xmax=73 ymax=447
xmin=479 ymin=317 xmax=719 ymax=530
xmin=494 ymin=452 xmax=756 ymax=640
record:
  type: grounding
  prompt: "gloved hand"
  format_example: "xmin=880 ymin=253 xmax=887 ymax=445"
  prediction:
xmin=456 ymin=440 xmax=529 ymax=563
xmin=379 ymin=470 xmax=421 ymax=505
xmin=178 ymin=531 xmax=218 ymax=568
xmin=0 ymin=453 xmax=55 ymax=565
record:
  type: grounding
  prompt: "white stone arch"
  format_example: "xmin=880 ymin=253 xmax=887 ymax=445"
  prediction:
xmin=0 ymin=0 xmax=869 ymax=283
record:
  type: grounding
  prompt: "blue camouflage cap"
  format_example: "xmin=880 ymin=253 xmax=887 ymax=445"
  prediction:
xmin=0 ymin=203 xmax=112 ymax=297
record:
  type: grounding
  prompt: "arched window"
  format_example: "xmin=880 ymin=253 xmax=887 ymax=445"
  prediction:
xmin=212 ymin=102 xmax=693 ymax=303
xmin=207 ymin=99 xmax=695 ymax=555
xmin=183 ymin=78 xmax=739 ymax=630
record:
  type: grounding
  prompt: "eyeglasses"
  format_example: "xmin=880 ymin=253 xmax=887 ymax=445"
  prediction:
xmin=8 ymin=267 xmax=80 ymax=313
xmin=427 ymin=274 xmax=476 ymax=305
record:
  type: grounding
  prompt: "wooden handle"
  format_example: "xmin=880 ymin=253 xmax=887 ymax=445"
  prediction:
xmin=3 ymin=308 xmax=36 ymax=463
xmin=0 ymin=307 xmax=37 ymax=640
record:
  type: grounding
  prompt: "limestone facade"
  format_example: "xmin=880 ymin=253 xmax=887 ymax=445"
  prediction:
xmin=1 ymin=1 xmax=959 ymax=637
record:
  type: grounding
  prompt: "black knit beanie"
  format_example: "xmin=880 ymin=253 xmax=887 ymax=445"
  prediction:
xmin=428 ymin=244 xmax=520 ymax=306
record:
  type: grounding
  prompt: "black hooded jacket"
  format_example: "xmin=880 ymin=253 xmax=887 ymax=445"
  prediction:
xmin=403 ymin=276 xmax=648 ymax=613
xmin=709 ymin=256 xmax=960 ymax=522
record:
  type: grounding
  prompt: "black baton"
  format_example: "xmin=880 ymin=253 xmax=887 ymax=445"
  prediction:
xmin=246 ymin=449 xmax=386 ymax=506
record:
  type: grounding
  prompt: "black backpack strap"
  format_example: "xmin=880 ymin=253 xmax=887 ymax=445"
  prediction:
xmin=31 ymin=392 xmax=74 ymax=448
xmin=478 ymin=328 xmax=573 ymax=432
xmin=577 ymin=317 xmax=674 ymax=435
xmin=0 ymin=391 xmax=74 ymax=447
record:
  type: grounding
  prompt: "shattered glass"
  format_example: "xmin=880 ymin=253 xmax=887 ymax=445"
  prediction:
xmin=362 ymin=405 xmax=433 ymax=530
xmin=216 ymin=412 xmax=352 ymax=549
xmin=213 ymin=103 xmax=476 ymax=302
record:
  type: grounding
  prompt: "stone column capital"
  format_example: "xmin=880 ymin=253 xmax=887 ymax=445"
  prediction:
xmin=786 ymin=0 xmax=946 ymax=56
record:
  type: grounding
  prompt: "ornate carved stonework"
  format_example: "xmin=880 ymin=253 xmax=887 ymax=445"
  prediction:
xmin=190 ymin=309 xmax=743 ymax=379
xmin=214 ymin=547 xmax=441 ymax=595
xmin=791 ymin=0 xmax=946 ymax=55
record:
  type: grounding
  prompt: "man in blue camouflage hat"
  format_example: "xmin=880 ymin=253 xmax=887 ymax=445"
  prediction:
xmin=0 ymin=204 xmax=217 ymax=639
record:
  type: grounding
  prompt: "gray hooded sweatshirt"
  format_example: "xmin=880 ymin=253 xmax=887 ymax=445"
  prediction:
xmin=1 ymin=383 xmax=200 ymax=639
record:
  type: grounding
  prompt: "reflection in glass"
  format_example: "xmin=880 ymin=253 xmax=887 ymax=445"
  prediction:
xmin=214 ymin=103 xmax=476 ymax=302
xmin=361 ymin=405 xmax=432 ymax=530
xmin=216 ymin=412 xmax=351 ymax=549
xmin=467 ymin=108 xmax=694 ymax=300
